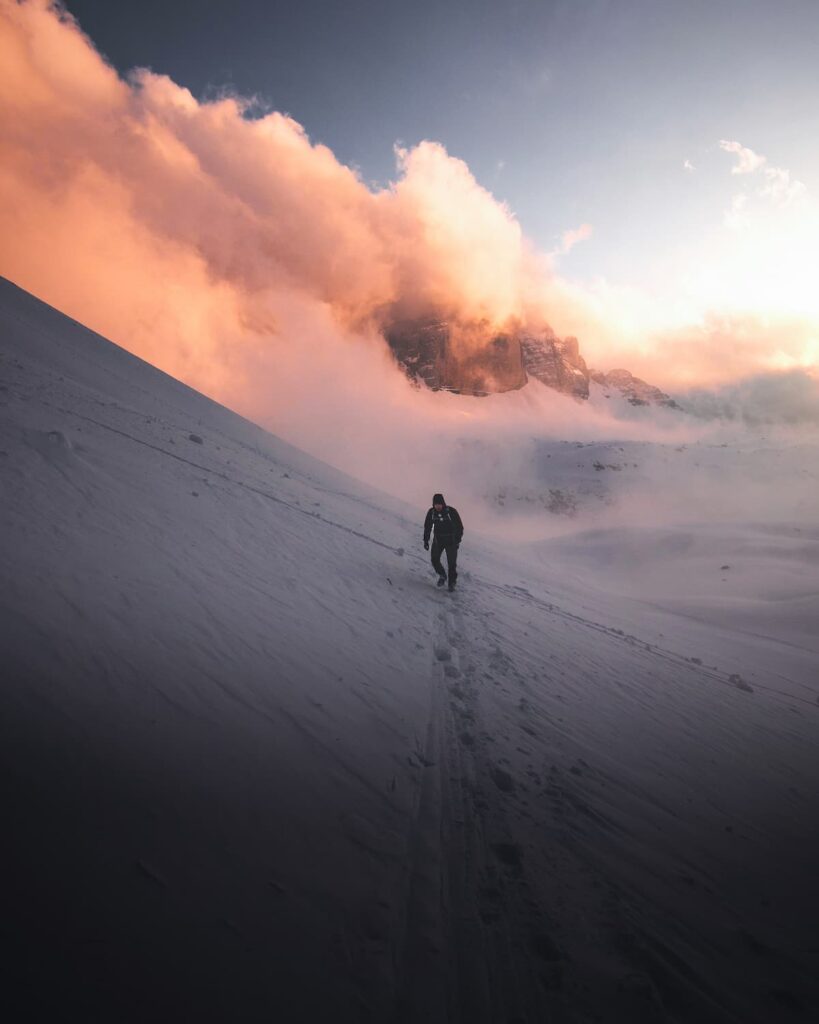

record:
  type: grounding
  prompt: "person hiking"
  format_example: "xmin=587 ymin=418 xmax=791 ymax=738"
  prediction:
xmin=423 ymin=493 xmax=464 ymax=592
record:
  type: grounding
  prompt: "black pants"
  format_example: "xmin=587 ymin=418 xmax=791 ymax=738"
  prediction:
xmin=431 ymin=537 xmax=459 ymax=581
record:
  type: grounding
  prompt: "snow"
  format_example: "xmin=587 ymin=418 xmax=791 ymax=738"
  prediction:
xmin=2 ymin=274 xmax=818 ymax=1022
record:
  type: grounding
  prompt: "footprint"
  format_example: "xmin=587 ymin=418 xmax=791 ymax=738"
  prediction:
xmin=730 ymin=673 xmax=754 ymax=692
xmin=490 ymin=767 xmax=516 ymax=793
xmin=433 ymin=644 xmax=451 ymax=662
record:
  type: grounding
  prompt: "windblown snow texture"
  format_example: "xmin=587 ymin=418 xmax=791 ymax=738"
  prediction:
xmin=1 ymin=276 xmax=818 ymax=1022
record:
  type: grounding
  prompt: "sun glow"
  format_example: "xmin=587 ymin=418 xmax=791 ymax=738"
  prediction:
xmin=1 ymin=0 xmax=818 ymax=404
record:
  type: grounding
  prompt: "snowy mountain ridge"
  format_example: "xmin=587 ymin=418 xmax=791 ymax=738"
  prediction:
xmin=385 ymin=315 xmax=677 ymax=406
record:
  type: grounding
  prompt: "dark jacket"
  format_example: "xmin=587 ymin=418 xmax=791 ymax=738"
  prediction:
xmin=424 ymin=504 xmax=464 ymax=546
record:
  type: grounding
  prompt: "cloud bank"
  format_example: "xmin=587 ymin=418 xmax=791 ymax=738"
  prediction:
xmin=0 ymin=0 xmax=559 ymax=393
xmin=680 ymin=368 xmax=819 ymax=427
xmin=1 ymin=1 xmax=817 ymax=524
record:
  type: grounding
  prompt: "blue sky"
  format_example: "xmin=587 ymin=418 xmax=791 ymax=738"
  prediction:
xmin=66 ymin=0 xmax=819 ymax=287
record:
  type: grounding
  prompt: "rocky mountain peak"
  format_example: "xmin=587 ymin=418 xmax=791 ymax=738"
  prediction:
xmin=385 ymin=318 xmax=527 ymax=396
xmin=383 ymin=316 xmax=678 ymax=409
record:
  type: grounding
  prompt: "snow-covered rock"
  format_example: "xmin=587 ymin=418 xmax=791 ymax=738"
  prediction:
xmin=590 ymin=366 xmax=681 ymax=408
xmin=520 ymin=330 xmax=590 ymax=399
xmin=384 ymin=317 xmax=684 ymax=408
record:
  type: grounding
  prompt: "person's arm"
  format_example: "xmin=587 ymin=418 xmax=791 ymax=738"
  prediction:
xmin=451 ymin=507 xmax=464 ymax=544
xmin=423 ymin=509 xmax=433 ymax=547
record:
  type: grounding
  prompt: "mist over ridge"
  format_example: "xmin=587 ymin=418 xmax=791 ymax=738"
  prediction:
xmin=2 ymin=0 xmax=818 ymax=528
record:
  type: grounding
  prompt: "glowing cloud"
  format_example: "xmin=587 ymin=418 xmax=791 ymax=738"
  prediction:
xmin=0 ymin=0 xmax=816 ymax=431
xmin=719 ymin=139 xmax=807 ymax=209
xmin=557 ymin=223 xmax=593 ymax=255
xmin=719 ymin=139 xmax=766 ymax=175
xmin=0 ymin=0 xmax=548 ymax=386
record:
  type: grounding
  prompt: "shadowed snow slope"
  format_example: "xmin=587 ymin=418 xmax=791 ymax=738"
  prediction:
xmin=1 ymin=276 xmax=818 ymax=1023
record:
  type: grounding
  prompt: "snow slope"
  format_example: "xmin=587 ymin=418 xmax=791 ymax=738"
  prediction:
xmin=2 ymin=276 xmax=818 ymax=1023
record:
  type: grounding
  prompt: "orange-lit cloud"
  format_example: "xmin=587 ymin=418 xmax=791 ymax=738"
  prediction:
xmin=544 ymin=139 xmax=819 ymax=389
xmin=0 ymin=0 xmax=817 ymax=442
xmin=719 ymin=139 xmax=766 ymax=175
xmin=0 ymin=0 xmax=546 ymax=391
xmin=556 ymin=222 xmax=592 ymax=255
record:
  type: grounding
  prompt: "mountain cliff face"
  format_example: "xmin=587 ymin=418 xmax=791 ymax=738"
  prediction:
xmin=519 ymin=331 xmax=590 ymax=399
xmin=385 ymin=319 xmax=675 ymax=407
xmin=589 ymin=368 xmax=680 ymax=408
xmin=385 ymin=319 xmax=591 ymax=398
xmin=386 ymin=319 xmax=527 ymax=396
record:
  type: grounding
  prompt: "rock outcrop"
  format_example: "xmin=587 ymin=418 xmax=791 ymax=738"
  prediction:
xmin=386 ymin=319 xmax=527 ymax=396
xmin=385 ymin=319 xmax=586 ymax=398
xmin=384 ymin=318 xmax=678 ymax=409
xmin=519 ymin=331 xmax=590 ymax=399
xmin=590 ymin=368 xmax=680 ymax=408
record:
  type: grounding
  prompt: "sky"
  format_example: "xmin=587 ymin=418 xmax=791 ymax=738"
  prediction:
xmin=1 ymin=0 xmax=819 ymax=438
xmin=63 ymin=0 xmax=819 ymax=285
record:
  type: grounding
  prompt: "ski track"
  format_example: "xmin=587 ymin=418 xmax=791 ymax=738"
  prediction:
xmin=390 ymin=557 xmax=819 ymax=1021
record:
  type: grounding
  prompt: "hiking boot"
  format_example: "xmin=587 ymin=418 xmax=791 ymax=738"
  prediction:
xmin=437 ymin=575 xmax=447 ymax=587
